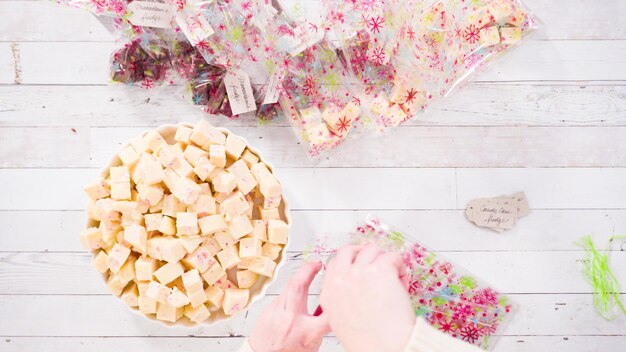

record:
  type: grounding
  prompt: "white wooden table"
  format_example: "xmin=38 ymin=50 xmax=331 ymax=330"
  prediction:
xmin=1 ymin=0 xmax=626 ymax=351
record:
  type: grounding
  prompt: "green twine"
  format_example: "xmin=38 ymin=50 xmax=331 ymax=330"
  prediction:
xmin=576 ymin=235 xmax=626 ymax=320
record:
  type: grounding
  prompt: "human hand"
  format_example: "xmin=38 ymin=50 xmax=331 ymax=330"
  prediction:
xmin=319 ymin=243 xmax=415 ymax=352
xmin=249 ymin=260 xmax=330 ymax=352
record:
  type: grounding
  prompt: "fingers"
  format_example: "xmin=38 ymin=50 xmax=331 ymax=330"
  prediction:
xmin=281 ymin=260 xmax=323 ymax=312
xmin=374 ymin=251 xmax=406 ymax=278
xmin=354 ymin=243 xmax=385 ymax=266
xmin=326 ymin=244 xmax=363 ymax=274
xmin=301 ymin=314 xmax=332 ymax=348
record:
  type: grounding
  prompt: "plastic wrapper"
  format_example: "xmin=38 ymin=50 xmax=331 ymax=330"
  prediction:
xmin=304 ymin=215 xmax=516 ymax=351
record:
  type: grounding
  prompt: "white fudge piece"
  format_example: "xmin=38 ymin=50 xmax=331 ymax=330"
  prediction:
xmin=84 ymin=178 xmax=110 ymax=201
xmin=212 ymin=170 xmax=237 ymax=194
xmin=241 ymin=149 xmax=259 ymax=167
xmin=106 ymin=275 xmax=127 ymax=296
xmin=110 ymin=182 xmax=131 ymax=200
xmin=121 ymin=283 xmax=139 ymax=307
xmin=236 ymin=270 xmax=259 ymax=289
xmin=228 ymin=160 xmax=258 ymax=195
xmin=300 ymin=106 xmax=322 ymax=124
xmin=176 ymin=212 xmax=199 ymax=236
xmin=250 ymin=220 xmax=267 ymax=241
xmin=110 ymin=166 xmax=130 ymax=183
xmin=225 ymin=134 xmax=247 ymax=159
xmin=147 ymin=236 xmax=187 ymax=263
xmin=106 ymin=243 xmax=131 ymax=273
xmin=222 ymin=288 xmax=249 ymax=315
xmin=118 ymin=256 xmax=137 ymax=285
xmin=209 ymin=144 xmax=227 ymax=168
xmin=154 ymin=261 xmax=184 ymax=285
xmin=162 ymin=194 xmax=187 ymax=218
xmin=216 ymin=245 xmax=241 ymax=269
xmin=156 ymin=302 xmax=184 ymax=322
xmin=143 ymin=131 xmax=167 ymax=152
xmin=214 ymin=231 xmax=236 ymax=249
xmin=80 ymin=227 xmax=103 ymax=250
xmin=480 ymin=26 xmax=501 ymax=47
xmin=135 ymin=256 xmax=157 ymax=281
xmin=258 ymin=207 xmax=281 ymax=221
xmin=500 ymin=27 xmax=523 ymax=45
xmin=180 ymin=236 xmax=203 ymax=253
xmin=158 ymin=216 xmax=177 ymax=235
xmin=146 ymin=281 xmax=173 ymax=304
xmin=167 ymin=287 xmax=191 ymax=308
xmin=190 ymin=119 xmax=226 ymax=147
xmin=99 ymin=220 xmax=121 ymax=245
xmin=199 ymin=215 xmax=227 ymax=235
xmin=187 ymin=287 xmax=208 ymax=308
xmin=228 ymin=215 xmax=253 ymax=240
xmin=188 ymin=194 xmax=217 ymax=217
xmin=144 ymin=213 xmax=163 ymax=232
xmin=220 ymin=191 xmax=250 ymax=220
xmin=136 ymin=153 xmax=165 ymax=185
xmin=193 ymin=156 xmax=216 ymax=181
xmin=119 ymin=145 xmax=140 ymax=166
xmin=130 ymin=135 xmax=149 ymax=154
xmin=201 ymin=261 xmax=227 ymax=285
xmin=136 ymin=183 xmax=164 ymax=206
xmin=91 ymin=250 xmax=109 ymax=273
xmin=267 ymin=219 xmax=289 ymax=244
xmin=205 ymin=286 xmax=224 ymax=308
xmin=174 ymin=126 xmax=193 ymax=144
xmin=181 ymin=269 xmax=204 ymax=292
xmin=262 ymin=243 xmax=283 ymax=261
xmin=247 ymin=256 xmax=277 ymax=277
xmin=239 ymin=238 xmax=263 ymax=258
xmin=138 ymin=296 xmax=158 ymax=315
xmin=184 ymin=303 xmax=211 ymax=323
xmin=183 ymin=144 xmax=209 ymax=167
xmin=263 ymin=195 xmax=282 ymax=209
xmin=172 ymin=177 xmax=201 ymax=205
xmin=123 ymin=225 xmax=147 ymax=253
xmin=183 ymin=245 xmax=218 ymax=273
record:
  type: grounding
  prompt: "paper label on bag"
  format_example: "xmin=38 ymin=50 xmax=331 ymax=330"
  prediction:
xmin=127 ymin=1 xmax=175 ymax=28
xmin=466 ymin=198 xmax=518 ymax=231
xmin=176 ymin=11 xmax=214 ymax=46
xmin=262 ymin=72 xmax=282 ymax=105
xmin=224 ymin=70 xmax=257 ymax=115
xmin=289 ymin=25 xmax=324 ymax=56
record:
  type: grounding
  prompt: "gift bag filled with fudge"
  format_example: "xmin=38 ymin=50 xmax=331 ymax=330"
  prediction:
xmin=304 ymin=215 xmax=516 ymax=350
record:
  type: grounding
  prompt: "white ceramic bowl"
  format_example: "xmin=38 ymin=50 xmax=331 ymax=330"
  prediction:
xmin=85 ymin=122 xmax=291 ymax=326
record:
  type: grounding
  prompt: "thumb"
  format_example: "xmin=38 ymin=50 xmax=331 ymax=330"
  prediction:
xmin=301 ymin=314 xmax=331 ymax=347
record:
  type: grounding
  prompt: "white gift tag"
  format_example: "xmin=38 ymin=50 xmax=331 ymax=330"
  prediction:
xmin=224 ymin=70 xmax=257 ymax=115
xmin=176 ymin=11 xmax=215 ymax=46
xmin=262 ymin=72 xmax=282 ymax=105
xmin=127 ymin=1 xmax=174 ymax=28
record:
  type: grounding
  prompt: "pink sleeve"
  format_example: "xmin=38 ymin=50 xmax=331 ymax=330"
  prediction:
xmin=404 ymin=318 xmax=485 ymax=352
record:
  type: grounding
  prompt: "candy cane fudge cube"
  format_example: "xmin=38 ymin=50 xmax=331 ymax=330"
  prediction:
xmin=216 ymin=245 xmax=241 ymax=269
xmin=193 ymin=156 xmax=216 ymax=181
xmin=118 ymin=256 xmax=137 ymax=285
xmin=239 ymin=238 xmax=262 ymax=258
xmin=187 ymin=287 xmax=208 ymax=308
xmin=144 ymin=213 xmax=163 ymax=232
xmin=136 ymin=183 xmax=164 ymax=206
xmin=121 ymin=283 xmax=139 ymax=307
xmin=176 ymin=212 xmax=199 ymax=236
xmin=110 ymin=182 xmax=131 ymax=200
xmin=241 ymin=149 xmax=259 ymax=167
xmin=214 ymin=231 xmax=236 ymax=249
xmin=138 ymin=295 xmax=158 ymax=315
xmin=134 ymin=153 xmax=165 ymax=185
xmin=184 ymin=303 xmax=211 ymax=323
xmin=306 ymin=123 xmax=332 ymax=146
xmin=106 ymin=275 xmax=127 ymax=296
xmin=92 ymin=250 xmax=109 ymax=273
xmin=204 ymin=237 xmax=222 ymax=255
xmin=249 ymin=220 xmax=267 ymax=241
xmin=135 ymin=256 xmax=157 ymax=281
xmin=258 ymin=206 xmax=281 ymax=221
xmin=119 ymin=145 xmax=140 ymax=166
xmin=106 ymin=243 xmax=131 ymax=273
xmin=180 ymin=236 xmax=203 ymax=253
xmin=500 ymin=27 xmax=523 ymax=44
xmin=220 ymin=191 xmax=250 ymax=219
xmin=190 ymin=119 xmax=226 ymax=147
xmin=123 ymin=225 xmax=147 ymax=253
xmin=263 ymin=195 xmax=282 ymax=209
xmin=262 ymin=243 xmax=283 ymax=261
xmin=229 ymin=215 xmax=253 ymax=240
xmin=183 ymin=245 xmax=218 ymax=272
xmin=213 ymin=170 xmax=237 ymax=194
xmin=300 ymin=106 xmax=322 ymax=124
xmin=80 ymin=227 xmax=103 ymax=250
xmin=182 ymin=269 xmax=204 ymax=292
xmin=480 ymin=26 xmax=501 ymax=47
xmin=236 ymin=270 xmax=259 ymax=289
xmin=205 ymin=286 xmax=225 ymax=308
xmin=225 ymin=134 xmax=247 ymax=159
xmin=388 ymin=103 xmax=408 ymax=126
xmin=172 ymin=176 xmax=201 ymax=205
xmin=199 ymin=214 xmax=227 ymax=235
xmin=156 ymin=302 xmax=184 ymax=322
xmin=146 ymin=281 xmax=172 ymax=303
xmin=188 ymin=194 xmax=217 ymax=217
xmin=144 ymin=131 xmax=167 ymax=152
xmin=487 ymin=0 xmax=515 ymax=22
xmin=167 ymin=287 xmax=190 ymax=308
xmin=154 ymin=262 xmax=184 ymax=285
xmin=247 ymin=256 xmax=277 ymax=277
xmin=267 ymin=220 xmax=289 ymax=244
xmin=222 ymin=288 xmax=249 ymax=315
xmin=159 ymin=216 xmax=177 ymax=235
xmin=162 ymin=194 xmax=187 ymax=217
xmin=201 ymin=261 xmax=227 ymax=285
xmin=148 ymin=236 xmax=187 ymax=263
xmin=110 ymin=166 xmax=130 ymax=183
xmin=100 ymin=220 xmax=121 ymax=244
xmin=130 ymin=135 xmax=149 ymax=154
xmin=84 ymin=178 xmax=110 ymax=201
xmin=174 ymin=126 xmax=193 ymax=144
xmin=183 ymin=144 xmax=209 ymax=167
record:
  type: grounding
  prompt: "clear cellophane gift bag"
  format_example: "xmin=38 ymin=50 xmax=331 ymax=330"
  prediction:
xmin=305 ymin=214 xmax=516 ymax=351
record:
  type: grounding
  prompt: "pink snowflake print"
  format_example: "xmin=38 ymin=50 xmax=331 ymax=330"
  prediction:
xmin=370 ymin=47 xmax=386 ymax=65
xmin=249 ymin=54 xmax=258 ymax=62
xmin=367 ymin=16 xmax=384 ymax=34
xmin=459 ymin=324 xmax=481 ymax=344
xmin=405 ymin=88 xmax=418 ymax=105
xmin=309 ymin=22 xmax=319 ymax=33
xmin=352 ymin=96 xmax=361 ymax=106
xmin=277 ymin=24 xmax=295 ymax=37
xmin=195 ymin=38 xmax=211 ymax=52
xmin=90 ymin=0 xmax=106 ymax=11
xmin=454 ymin=25 xmax=463 ymax=39
xmin=241 ymin=0 xmax=252 ymax=11
xmin=218 ymin=23 xmax=226 ymax=31
xmin=407 ymin=28 xmax=416 ymax=40
xmin=303 ymin=76 xmax=316 ymax=96
xmin=336 ymin=116 xmax=352 ymax=133
xmin=175 ymin=0 xmax=185 ymax=10
xmin=463 ymin=24 xmax=481 ymax=44
xmin=141 ymin=78 xmax=155 ymax=89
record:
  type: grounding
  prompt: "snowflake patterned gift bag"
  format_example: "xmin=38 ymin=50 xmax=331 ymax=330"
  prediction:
xmin=304 ymin=215 xmax=516 ymax=350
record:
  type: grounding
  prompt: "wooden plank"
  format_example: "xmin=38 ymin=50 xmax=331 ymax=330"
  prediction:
xmin=2 ymin=41 xmax=626 ymax=84
xmin=2 ymin=0 xmax=626 ymax=41
xmin=2 ymin=336 xmax=625 ymax=352
xmin=3 ymin=125 xmax=626 ymax=168
xmin=0 ymin=168 xmax=457 ymax=210
xmin=457 ymin=168 xmax=626 ymax=209
xmin=2 ymin=83 xmax=626 ymax=128
xmin=0 ymin=294 xmax=624 ymax=336
xmin=2 ymin=251 xmax=624 ymax=295
xmin=4 ymin=209 xmax=626 ymax=252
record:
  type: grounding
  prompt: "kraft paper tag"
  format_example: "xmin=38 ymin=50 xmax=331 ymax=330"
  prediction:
xmin=176 ymin=11 xmax=214 ymax=46
xmin=466 ymin=198 xmax=518 ymax=232
xmin=224 ymin=70 xmax=257 ymax=116
xmin=497 ymin=192 xmax=531 ymax=218
xmin=289 ymin=25 xmax=324 ymax=56
xmin=262 ymin=72 xmax=282 ymax=105
xmin=127 ymin=1 xmax=175 ymax=28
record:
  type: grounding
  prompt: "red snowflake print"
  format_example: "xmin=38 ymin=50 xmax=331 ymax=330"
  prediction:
xmin=408 ymin=280 xmax=421 ymax=295
xmin=454 ymin=25 xmax=463 ymax=39
xmin=309 ymin=22 xmax=319 ymax=33
xmin=241 ymin=0 xmax=252 ymax=11
xmin=439 ymin=320 xmax=456 ymax=334
xmin=90 ymin=0 xmax=106 ymax=11
xmin=405 ymin=88 xmax=418 ymax=104
xmin=463 ymin=24 xmax=481 ymax=44
xmin=335 ymin=116 xmax=352 ymax=133
xmin=352 ymin=96 xmax=361 ymax=106
xmin=195 ymin=38 xmax=210 ymax=52
xmin=218 ymin=23 xmax=226 ymax=31
xmin=303 ymin=76 xmax=316 ymax=96
xmin=459 ymin=324 xmax=481 ymax=344
xmin=277 ymin=24 xmax=295 ymax=37
xmin=367 ymin=16 xmax=384 ymax=34
xmin=370 ymin=47 xmax=386 ymax=65
xmin=407 ymin=28 xmax=416 ymax=40
xmin=249 ymin=54 xmax=258 ymax=62
xmin=141 ymin=78 xmax=155 ymax=89
xmin=175 ymin=0 xmax=185 ymax=10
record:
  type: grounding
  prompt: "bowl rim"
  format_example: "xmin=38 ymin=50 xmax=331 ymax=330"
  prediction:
xmin=85 ymin=121 xmax=291 ymax=328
